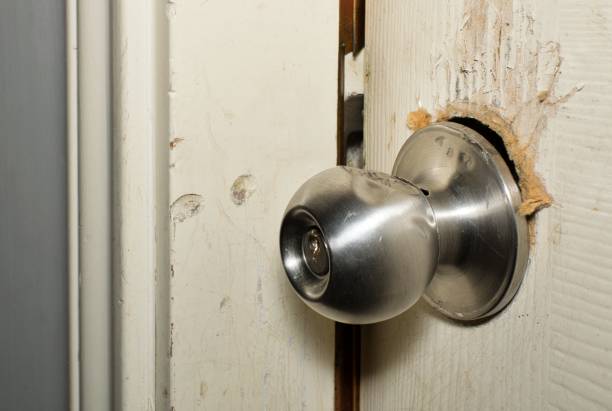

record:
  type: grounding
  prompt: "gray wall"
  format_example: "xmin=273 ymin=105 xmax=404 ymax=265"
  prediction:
xmin=0 ymin=1 xmax=68 ymax=409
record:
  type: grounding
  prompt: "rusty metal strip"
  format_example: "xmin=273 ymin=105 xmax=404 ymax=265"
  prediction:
xmin=336 ymin=42 xmax=346 ymax=166
xmin=340 ymin=0 xmax=365 ymax=55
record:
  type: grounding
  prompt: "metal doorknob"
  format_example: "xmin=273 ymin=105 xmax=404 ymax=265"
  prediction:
xmin=279 ymin=122 xmax=529 ymax=324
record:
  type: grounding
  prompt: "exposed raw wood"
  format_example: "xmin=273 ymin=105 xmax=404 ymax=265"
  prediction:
xmin=436 ymin=104 xmax=553 ymax=217
xmin=167 ymin=1 xmax=337 ymax=409
xmin=344 ymin=51 xmax=365 ymax=99
xmin=407 ymin=108 xmax=432 ymax=131
xmin=363 ymin=1 xmax=612 ymax=409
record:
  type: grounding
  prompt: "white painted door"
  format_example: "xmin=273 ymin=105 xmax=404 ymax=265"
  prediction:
xmin=165 ymin=2 xmax=338 ymax=409
xmin=362 ymin=1 xmax=612 ymax=410
xmin=108 ymin=1 xmax=612 ymax=410
xmin=110 ymin=1 xmax=339 ymax=410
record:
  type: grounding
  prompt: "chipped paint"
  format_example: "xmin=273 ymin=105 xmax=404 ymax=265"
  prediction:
xmin=166 ymin=1 xmax=337 ymax=408
xmin=230 ymin=174 xmax=256 ymax=205
xmin=170 ymin=193 xmax=203 ymax=223
xmin=219 ymin=296 xmax=230 ymax=310
xmin=169 ymin=137 xmax=184 ymax=149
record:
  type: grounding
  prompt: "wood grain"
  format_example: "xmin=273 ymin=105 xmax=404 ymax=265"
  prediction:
xmin=362 ymin=1 xmax=612 ymax=410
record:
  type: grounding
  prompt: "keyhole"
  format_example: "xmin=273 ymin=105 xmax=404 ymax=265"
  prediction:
xmin=301 ymin=227 xmax=329 ymax=277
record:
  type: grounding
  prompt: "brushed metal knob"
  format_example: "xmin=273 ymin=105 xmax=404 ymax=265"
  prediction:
xmin=280 ymin=167 xmax=438 ymax=324
xmin=280 ymin=122 xmax=529 ymax=324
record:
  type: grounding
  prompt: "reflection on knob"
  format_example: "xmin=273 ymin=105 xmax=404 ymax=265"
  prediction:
xmin=279 ymin=122 xmax=529 ymax=324
xmin=280 ymin=167 xmax=438 ymax=324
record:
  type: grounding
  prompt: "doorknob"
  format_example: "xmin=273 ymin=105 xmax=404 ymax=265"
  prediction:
xmin=279 ymin=122 xmax=529 ymax=324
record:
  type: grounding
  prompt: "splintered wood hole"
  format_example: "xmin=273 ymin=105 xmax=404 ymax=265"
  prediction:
xmin=449 ymin=117 xmax=520 ymax=184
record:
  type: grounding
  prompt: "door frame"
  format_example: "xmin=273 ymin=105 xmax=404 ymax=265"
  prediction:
xmin=67 ymin=1 xmax=168 ymax=409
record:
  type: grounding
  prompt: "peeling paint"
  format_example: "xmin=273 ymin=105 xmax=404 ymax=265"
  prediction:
xmin=230 ymin=174 xmax=256 ymax=205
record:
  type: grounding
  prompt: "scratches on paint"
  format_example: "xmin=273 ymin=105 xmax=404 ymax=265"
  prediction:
xmin=169 ymin=322 xmax=174 ymax=358
xmin=429 ymin=0 xmax=583 ymax=217
xmin=364 ymin=3 xmax=612 ymax=410
xmin=230 ymin=174 xmax=256 ymax=205
xmin=170 ymin=193 xmax=203 ymax=223
xmin=256 ymin=277 xmax=263 ymax=305
xmin=386 ymin=112 xmax=397 ymax=151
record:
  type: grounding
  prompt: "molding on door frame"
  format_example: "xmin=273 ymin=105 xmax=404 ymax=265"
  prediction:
xmin=67 ymin=1 xmax=115 ymax=409
xmin=68 ymin=1 xmax=170 ymax=409
xmin=112 ymin=0 xmax=170 ymax=410
xmin=66 ymin=0 xmax=79 ymax=408
xmin=77 ymin=0 xmax=113 ymax=410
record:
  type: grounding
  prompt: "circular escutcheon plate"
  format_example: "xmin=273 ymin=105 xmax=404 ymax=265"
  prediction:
xmin=393 ymin=121 xmax=529 ymax=321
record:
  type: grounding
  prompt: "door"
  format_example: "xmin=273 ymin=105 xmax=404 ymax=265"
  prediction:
xmin=165 ymin=2 xmax=337 ymax=409
xmin=104 ymin=1 xmax=611 ymax=410
xmin=362 ymin=1 xmax=612 ymax=410
xmin=111 ymin=1 xmax=339 ymax=410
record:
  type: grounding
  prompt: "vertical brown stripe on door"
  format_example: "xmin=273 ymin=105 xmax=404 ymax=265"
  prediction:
xmin=335 ymin=323 xmax=360 ymax=411
xmin=335 ymin=1 xmax=364 ymax=410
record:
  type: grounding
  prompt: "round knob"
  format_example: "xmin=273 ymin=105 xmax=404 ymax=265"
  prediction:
xmin=279 ymin=167 xmax=438 ymax=324
xmin=280 ymin=122 xmax=529 ymax=324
